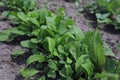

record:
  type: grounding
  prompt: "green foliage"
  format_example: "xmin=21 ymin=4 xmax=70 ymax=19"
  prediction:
xmin=83 ymin=30 xmax=106 ymax=71
xmin=20 ymin=40 xmax=38 ymax=49
xmin=26 ymin=54 xmax=45 ymax=66
xmin=103 ymin=43 xmax=115 ymax=56
xmin=75 ymin=55 xmax=94 ymax=79
xmin=94 ymin=71 xmax=119 ymax=80
xmin=12 ymin=50 xmax=25 ymax=58
xmin=1 ymin=0 xmax=36 ymax=13
xmin=0 ymin=0 xmax=36 ymax=20
xmin=0 ymin=29 xmax=17 ymax=42
xmin=20 ymin=67 xmax=39 ymax=79
xmin=0 ymin=0 xmax=119 ymax=80
xmin=84 ymin=0 xmax=120 ymax=29
xmin=38 ymin=76 xmax=45 ymax=80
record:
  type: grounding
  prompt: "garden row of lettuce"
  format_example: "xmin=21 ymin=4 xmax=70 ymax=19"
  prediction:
xmin=84 ymin=0 xmax=120 ymax=29
xmin=0 ymin=0 xmax=120 ymax=80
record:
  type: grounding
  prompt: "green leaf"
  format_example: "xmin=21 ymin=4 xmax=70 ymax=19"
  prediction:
xmin=78 ymin=8 xmax=84 ymax=13
xmin=0 ymin=28 xmax=25 ymax=41
xmin=17 ymin=12 xmax=27 ymax=22
xmin=38 ymin=76 xmax=45 ymax=80
xmin=39 ymin=8 xmax=49 ymax=24
xmin=48 ymin=59 xmax=58 ymax=70
xmin=26 ymin=10 xmax=38 ymax=18
xmin=53 ymin=50 xmax=60 ymax=57
xmin=0 ymin=29 xmax=17 ymax=41
xmin=75 ymin=1 xmax=79 ymax=6
xmin=26 ymin=54 xmax=45 ymax=66
xmin=116 ymin=15 xmax=120 ymax=23
xmin=20 ymin=67 xmax=39 ymax=78
xmin=32 ymin=28 xmax=41 ymax=36
xmin=59 ymin=67 xmax=67 ymax=78
xmin=46 ymin=37 xmax=55 ymax=53
xmin=41 ymin=25 xmax=48 ymax=29
xmin=75 ymin=55 xmax=94 ymax=79
xmin=57 ymin=32 xmax=75 ymax=44
xmin=20 ymin=40 xmax=37 ymax=48
xmin=65 ymin=19 xmax=75 ymax=26
xmin=68 ymin=41 xmax=81 ymax=60
xmin=23 ymin=0 xmax=36 ymax=11
xmin=58 ymin=24 xmax=67 ymax=35
xmin=11 ymin=28 xmax=26 ymax=35
xmin=31 ymin=38 xmax=41 ymax=43
xmin=59 ymin=56 xmax=65 ymax=64
xmin=12 ymin=50 xmax=25 ymax=57
xmin=27 ymin=18 xmax=40 ymax=27
xmin=84 ymin=30 xmax=106 ymax=70
xmin=65 ymin=64 xmax=73 ymax=77
xmin=69 ymin=46 xmax=77 ymax=60
xmin=115 ymin=61 xmax=120 ymax=74
xmin=47 ymin=69 xmax=56 ymax=78
xmin=58 ymin=45 xmax=65 ymax=54
xmin=94 ymin=43 xmax=106 ymax=70
xmin=97 ymin=18 xmax=111 ymax=23
xmin=69 ymin=26 xmax=84 ymax=41
xmin=67 ymin=57 xmax=72 ymax=64
xmin=1 ymin=11 xmax=10 ymax=19
xmin=105 ymin=57 xmax=116 ymax=73
xmin=46 ymin=29 xmax=56 ymax=37
xmin=57 ymin=8 xmax=66 ymax=18
xmin=103 ymin=43 xmax=115 ymax=56
xmin=0 ymin=32 xmax=10 ymax=41
xmin=1 ymin=29 xmax=12 ymax=34
xmin=0 ymin=2 xmax=4 ymax=6
xmin=46 ymin=15 xmax=57 ymax=31
xmin=96 ymin=13 xmax=110 ymax=19
xmin=94 ymin=71 xmax=119 ymax=80
xmin=79 ymin=78 xmax=84 ymax=80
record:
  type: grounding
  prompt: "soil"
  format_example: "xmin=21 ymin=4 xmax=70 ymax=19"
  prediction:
xmin=0 ymin=0 xmax=119 ymax=80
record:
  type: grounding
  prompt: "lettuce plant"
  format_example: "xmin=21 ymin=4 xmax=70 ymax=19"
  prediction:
xmin=0 ymin=0 xmax=36 ymax=13
xmin=84 ymin=0 xmax=120 ymax=29
xmin=0 ymin=0 xmax=120 ymax=80
xmin=0 ymin=0 xmax=36 ymax=19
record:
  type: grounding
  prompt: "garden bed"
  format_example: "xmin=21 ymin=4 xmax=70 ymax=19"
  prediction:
xmin=0 ymin=0 xmax=119 ymax=80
